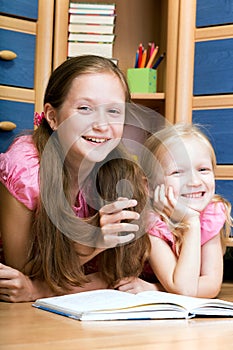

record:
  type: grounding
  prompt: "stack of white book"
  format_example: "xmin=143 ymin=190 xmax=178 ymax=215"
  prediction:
xmin=68 ymin=2 xmax=116 ymax=59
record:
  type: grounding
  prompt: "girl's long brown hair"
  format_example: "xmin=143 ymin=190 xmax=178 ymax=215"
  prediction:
xmin=27 ymin=55 xmax=150 ymax=293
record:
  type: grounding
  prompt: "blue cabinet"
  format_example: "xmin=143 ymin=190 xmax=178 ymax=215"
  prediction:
xmin=0 ymin=100 xmax=34 ymax=153
xmin=0 ymin=0 xmax=38 ymax=20
xmin=194 ymin=1 xmax=233 ymax=221
xmin=0 ymin=0 xmax=38 ymax=153
xmin=0 ymin=29 xmax=36 ymax=89
xmin=194 ymin=38 xmax=233 ymax=95
xmin=196 ymin=0 xmax=233 ymax=27
xmin=192 ymin=109 xmax=233 ymax=165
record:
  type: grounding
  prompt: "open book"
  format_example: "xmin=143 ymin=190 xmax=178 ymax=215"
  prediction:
xmin=33 ymin=289 xmax=233 ymax=321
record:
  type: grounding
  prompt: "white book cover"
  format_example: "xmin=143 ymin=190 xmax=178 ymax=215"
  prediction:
xmin=68 ymin=32 xmax=115 ymax=43
xmin=69 ymin=3 xmax=115 ymax=10
xmin=68 ymin=41 xmax=113 ymax=58
xmin=68 ymin=23 xmax=114 ymax=34
xmin=69 ymin=14 xmax=116 ymax=25
xmin=69 ymin=8 xmax=115 ymax=15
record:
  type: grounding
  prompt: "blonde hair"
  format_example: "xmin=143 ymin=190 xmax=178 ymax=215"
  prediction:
xmin=141 ymin=123 xmax=232 ymax=255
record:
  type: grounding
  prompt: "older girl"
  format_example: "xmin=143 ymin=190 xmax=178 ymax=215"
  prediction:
xmin=0 ymin=55 xmax=150 ymax=302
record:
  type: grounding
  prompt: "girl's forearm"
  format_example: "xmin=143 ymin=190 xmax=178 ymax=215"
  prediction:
xmin=171 ymin=218 xmax=201 ymax=296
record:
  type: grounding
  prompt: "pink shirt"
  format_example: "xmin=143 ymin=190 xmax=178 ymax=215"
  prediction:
xmin=0 ymin=135 xmax=89 ymax=262
xmin=147 ymin=201 xmax=226 ymax=253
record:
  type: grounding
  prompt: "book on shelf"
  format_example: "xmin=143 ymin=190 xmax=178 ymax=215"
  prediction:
xmin=69 ymin=14 xmax=116 ymax=25
xmin=69 ymin=7 xmax=115 ymax=15
xmin=68 ymin=23 xmax=114 ymax=34
xmin=68 ymin=32 xmax=115 ymax=43
xmin=68 ymin=41 xmax=113 ymax=58
xmin=33 ymin=289 xmax=233 ymax=321
xmin=69 ymin=2 xmax=115 ymax=11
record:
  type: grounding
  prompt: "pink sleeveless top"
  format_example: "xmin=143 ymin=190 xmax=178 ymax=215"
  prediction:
xmin=147 ymin=201 xmax=226 ymax=253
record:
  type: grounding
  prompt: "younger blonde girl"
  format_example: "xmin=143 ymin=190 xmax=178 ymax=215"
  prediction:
xmin=115 ymin=123 xmax=232 ymax=297
xmin=144 ymin=123 xmax=232 ymax=298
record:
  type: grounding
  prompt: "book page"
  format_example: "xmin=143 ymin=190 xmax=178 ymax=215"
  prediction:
xmin=136 ymin=291 xmax=233 ymax=314
xmin=35 ymin=289 xmax=151 ymax=313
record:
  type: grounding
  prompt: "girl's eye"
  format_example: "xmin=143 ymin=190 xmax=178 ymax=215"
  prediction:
xmin=199 ymin=167 xmax=211 ymax=173
xmin=170 ymin=170 xmax=181 ymax=176
xmin=77 ymin=105 xmax=93 ymax=113
xmin=107 ymin=107 xmax=123 ymax=116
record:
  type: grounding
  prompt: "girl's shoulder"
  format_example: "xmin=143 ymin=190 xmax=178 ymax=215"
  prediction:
xmin=147 ymin=211 xmax=173 ymax=241
xmin=0 ymin=135 xmax=40 ymax=210
xmin=200 ymin=201 xmax=226 ymax=244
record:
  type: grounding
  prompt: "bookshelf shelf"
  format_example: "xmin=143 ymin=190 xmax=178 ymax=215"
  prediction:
xmin=53 ymin=0 xmax=177 ymax=121
xmin=131 ymin=93 xmax=165 ymax=100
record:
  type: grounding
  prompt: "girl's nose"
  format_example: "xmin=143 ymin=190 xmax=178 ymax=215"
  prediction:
xmin=187 ymin=170 xmax=202 ymax=186
xmin=92 ymin=107 xmax=109 ymax=131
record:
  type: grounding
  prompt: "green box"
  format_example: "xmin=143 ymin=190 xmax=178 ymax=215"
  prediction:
xmin=127 ymin=68 xmax=157 ymax=93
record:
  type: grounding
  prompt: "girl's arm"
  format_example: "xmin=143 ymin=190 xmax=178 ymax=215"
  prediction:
xmin=0 ymin=185 xmax=107 ymax=302
xmin=149 ymin=232 xmax=223 ymax=298
xmin=197 ymin=233 xmax=223 ymax=298
xmin=149 ymin=216 xmax=203 ymax=297
xmin=0 ymin=264 xmax=108 ymax=302
xmin=0 ymin=184 xmax=55 ymax=301
xmin=0 ymin=186 xmax=139 ymax=301
xmin=0 ymin=183 xmax=33 ymax=271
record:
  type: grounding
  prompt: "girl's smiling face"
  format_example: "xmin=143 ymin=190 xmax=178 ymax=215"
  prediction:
xmin=156 ymin=136 xmax=215 ymax=213
xmin=46 ymin=72 xmax=126 ymax=167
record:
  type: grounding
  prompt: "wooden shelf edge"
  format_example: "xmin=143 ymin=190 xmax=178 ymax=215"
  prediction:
xmin=193 ymin=95 xmax=233 ymax=110
xmin=131 ymin=92 xmax=165 ymax=100
xmin=215 ymin=165 xmax=233 ymax=179
xmin=0 ymin=15 xmax=36 ymax=34
xmin=195 ymin=24 xmax=233 ymax=42
xmin=0 ymin=86 xmax=35 ymax=103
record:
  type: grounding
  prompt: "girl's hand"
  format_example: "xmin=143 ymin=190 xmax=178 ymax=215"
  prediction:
xmin=0 ymin=263 xmax=40 ymax=302
xmin=99 ymin=197 xmax=140 ymax=248
xmin=153 ymin=184 xmax=200 ymax=223
xmin=114 ymin=276 xmax=161 ymax=294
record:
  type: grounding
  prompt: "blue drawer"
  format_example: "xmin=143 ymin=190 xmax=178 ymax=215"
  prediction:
xmin=196 ymin=0 xmax=233 ymax=27
xmin=194 ymin=38 xmax=233 ymax=95
xmin=0 ymin=100 xmax=34 ymax=153
xmin=0 ymin=29 xmax=36 ymax=89
xmin=216 ymin=180 xmax=233 ymax=219
xmin=0 ymin=0 xmax=38 ymax=20
xmin=192 ymin=109 xmax=233 ymax=165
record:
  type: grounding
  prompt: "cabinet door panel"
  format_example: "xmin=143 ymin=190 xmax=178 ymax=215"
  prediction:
xmin=0 ymin=0 xmax=38 ymax=20
xmin=194 ymin=39 xmax=233 ymax=95
xmin=192 ymin=109 xmax=233 ymax=165
xmin=0 ymin=100 xmax=34 ymax=153
xmin=196 ymin=0 xmax=233 ymax=27
xmin=0 ymin=29 xmax=36 ymax=88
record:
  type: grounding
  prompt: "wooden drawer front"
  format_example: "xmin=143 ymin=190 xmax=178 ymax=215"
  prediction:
xmin=194 ymin=38 xmax=233 ymax=95
xmin=216 ymin=180 xmax=233 ymax=219
xmin=0 ymin=28 xmax=36 ymax=88
xmin=196 ymin=0 xmax=233 ymax=27
xmin=0 ymin=0 xmax=38 ymax=20
xmin=0 ymin=99 xmax=34 ymax=153
xmin=192 ymin=109 xmax=233 ymax=165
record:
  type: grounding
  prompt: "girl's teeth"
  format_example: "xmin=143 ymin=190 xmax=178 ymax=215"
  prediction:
xmin=86 ymin=137 xmax=107 ymax=143
xmin=183 ymin=192 xmax=203 ymax=198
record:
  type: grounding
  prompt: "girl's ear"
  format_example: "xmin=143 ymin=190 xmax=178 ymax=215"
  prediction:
xmin=44 ymin=103 xmax=58 ymax=130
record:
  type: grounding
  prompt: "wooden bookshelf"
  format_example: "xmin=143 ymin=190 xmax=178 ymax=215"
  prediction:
xmin=53 ymin=0 xmax=181 ymax=121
